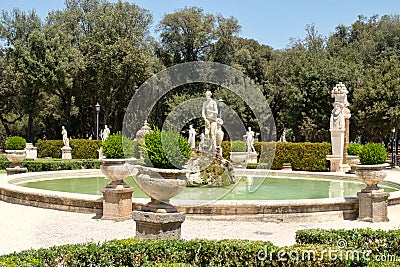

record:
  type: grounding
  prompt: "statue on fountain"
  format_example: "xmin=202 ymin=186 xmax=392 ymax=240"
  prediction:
xmin=202 ymin=90 xmax=218 ymax=151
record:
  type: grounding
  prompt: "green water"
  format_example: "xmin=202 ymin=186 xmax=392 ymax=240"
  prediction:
xmin=18 ymin=176 xmax=398 ymax=201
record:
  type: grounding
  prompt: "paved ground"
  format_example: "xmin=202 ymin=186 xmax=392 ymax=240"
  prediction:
xmin=0 ymin=170 xmax=400 ymax=256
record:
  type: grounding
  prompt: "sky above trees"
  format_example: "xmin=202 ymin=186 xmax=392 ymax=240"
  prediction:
xmin=1 ymin=0 xmax=399 ymax=49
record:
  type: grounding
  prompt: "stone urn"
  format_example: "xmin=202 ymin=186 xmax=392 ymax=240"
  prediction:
xmin=355 ymin=163 xmax=389 ymax=191
xmin=346 ymin=155 xmax=360 ymax=173
xmin=135 ymin=166 xmax=189 ymax=213
xmin=5 ymin=150 xmax=26 ymax=166
xmin=100 ymin=158 xmax=134 ymax=188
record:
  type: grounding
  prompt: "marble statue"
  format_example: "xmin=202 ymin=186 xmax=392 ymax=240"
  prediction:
xmin=245 ymin=127 xmax=255 ymax=153
xmin=199 ymin=133 xmax=205 ymax=151
xmin=101 ymin=125 xmax=110 ymax=141
xmin=61 ymin=126 xmax=69 ymax=148
xmin=216 ymin=118 xmax=224 ymax=147
xmin=202 ymin=91 xmax=218 ymax=151
xmin=330 ymin=102 xmax=345 ymax=130
xmin=188 ymin=125 xmax=196 ymax=149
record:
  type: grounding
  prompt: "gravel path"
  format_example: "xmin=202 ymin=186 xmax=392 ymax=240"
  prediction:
xmin=1 ymin=200 xmax=400 ymax=256
xmin=1 ymin=170 xmax=400 ymax=256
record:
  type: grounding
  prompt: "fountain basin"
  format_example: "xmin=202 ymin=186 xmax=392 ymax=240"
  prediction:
xmin=1 ymin=169 xmax=400 ymax=222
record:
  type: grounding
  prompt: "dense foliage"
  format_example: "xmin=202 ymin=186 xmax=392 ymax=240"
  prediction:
xmin=358 ymin=142 xmax=388 ymax=165
xmin=1 ymin=234 xmax=398 ymax=266
xmin=102 ymin=132 xmax=134 ymax=159
xmin=142 ymin=129 xmax=191 ymax=169
xmin=5 ymin=136 xmax=26 ymax=150
xmin=0 ymin=1 xmax=399 ymax=146
xmin=230 ymin=140 xmax=247 ymax=152
xmin=37 ymin=139 xmax=102 ymax=159
xmin=222 ymin=141 xmax=331 ymax=171
xmin=347 ymin=143 xmax=364 ymax=156
xmin=0 ymin=158 xmax=99 ymax=171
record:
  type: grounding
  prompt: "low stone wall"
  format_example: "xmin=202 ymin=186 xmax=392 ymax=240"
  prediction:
xmin=0 ymin=169 xmax=399 ymax=222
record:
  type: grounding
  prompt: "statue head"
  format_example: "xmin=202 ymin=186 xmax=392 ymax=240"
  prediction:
xmin=205 ymin=90 xmax=212 ymax=99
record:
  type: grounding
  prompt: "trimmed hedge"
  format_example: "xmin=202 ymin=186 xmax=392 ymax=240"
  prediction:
xmin=0 ymin=238 xmax=374 ymax=266
xmin=296 ymin=228 xmax=400 ymax=257
xmin=222 ymin=141 xmax=331 ymax=171
xmin=0 ymin=158 xmax=100 ymax=171
xmin=37 ymin=139 xmax=102 ymax=159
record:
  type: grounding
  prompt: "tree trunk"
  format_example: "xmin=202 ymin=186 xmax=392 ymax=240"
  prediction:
xmin=26 ymin=113 xmax=34 ymax=142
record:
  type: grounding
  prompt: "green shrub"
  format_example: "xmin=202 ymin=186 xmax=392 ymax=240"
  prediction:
xmin=142 ymin=129 xmax=190 ymax=169
xmin=5 ymin=136 xmax=26 ymax=150
xmin=102 ymin=132 xmax=135 ymax=159
xmin=347 ymin=143 xmax=363 ymax=156
xmin=0 ymin=238 xmax=376 ymax=266
xmin=37 ymin=140 xmax=63 ymax=158
xmin=230 ymin=140 xmax=246 ymax=152
xmin=0 ymin=158 xmax=100 ymax=171
xmin=358 ymin=142 xmax=388 ymax=165
xmin=296 ymin=228 xmax=400 ymax=257
xmin=37 ymin=140 xmax=102 ymax=159
xmin=70 ymin=139 xmax=102 ymax=159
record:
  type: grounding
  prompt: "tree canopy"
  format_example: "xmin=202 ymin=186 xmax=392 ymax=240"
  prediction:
xmin=1 ymin=1 xmax=400 ymax=145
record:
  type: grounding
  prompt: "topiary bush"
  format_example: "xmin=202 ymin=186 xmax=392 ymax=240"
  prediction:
xmin=347 ymin=143 xmax=363 ymax=156
xmin=230 ymin=140 xmax=246 ymax=152
xmin=5 ymin=136 xmax=26 ymax=150
xmin=102 ymin=132 xmax=135 ymax=159
xmin=358 ymin=142 xmax=388 ymax=165
xmin=142 ymin=129 xmax=190 ymax=169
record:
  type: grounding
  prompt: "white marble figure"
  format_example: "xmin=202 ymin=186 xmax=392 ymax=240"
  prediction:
xmin=199 ymin=133 xmax=205 ymax=151
xmin=188 ymin=125 xmax=196 ymax=149
xmin=201 ymin=91 xmax=218 ymax=151
xmin=101 ymin=125 xmax=111 ymax=141
xmin=245 ymin=127 xmax=255 ymax=153
xmin=216 ymin=118 xmax=224 ymax=147
xmin=61 ymin=126 xmax=70 ymax=148
xmin=330 ymin=102 xmax=345 ymax=130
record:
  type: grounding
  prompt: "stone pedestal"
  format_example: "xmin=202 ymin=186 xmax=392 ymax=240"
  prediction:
xmin=6 ymin=167 xmax=27 ymax=175
xmin=25 ymin=143 xmax=37 ymax=159
xmin=357 ymin=190 xmax=389 ymax=222
xmin=132 ymin=211 xmax=185 ymax=239
xmin=101 ymin=186 xmax=134 ymax=221
xmin=326 ymin=155 xmax=342 ymax=172
xmin=61 ymin=146 xmax=72 ymax=159
xmin=246 ymin=152 xmax=258 ymax=163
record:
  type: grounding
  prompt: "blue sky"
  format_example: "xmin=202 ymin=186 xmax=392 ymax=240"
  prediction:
xmin=1 ymin=0 xmax=399 ymax=49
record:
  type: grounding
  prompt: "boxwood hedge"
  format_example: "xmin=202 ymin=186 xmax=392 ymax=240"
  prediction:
xmin=37 ymin=139 xmax=102 ymax=159
xmin=222 ymin=141 xmax=331 ymax=171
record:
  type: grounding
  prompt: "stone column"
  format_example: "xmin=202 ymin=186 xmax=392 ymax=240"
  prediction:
xmin=328 ymin=82 xmax=351 ymax=172
xmin=61 ymin=147 xmax=72 ymax=159
xmin=357 ymin=190 xmax=389 ymax=222
xmin=132 ymin=211 xmax=185 ymax=239
xmin=101 ymin=186 xmax=134 ymax=221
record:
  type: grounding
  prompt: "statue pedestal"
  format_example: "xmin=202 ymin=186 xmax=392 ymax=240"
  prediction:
xmin=132 ymin=211 xmax=185 ymax=239
xmin=25 ymin=143 xmax=37 ymax=159
xmin=6 ymin=167 xmax=27 ymax=175
xmin=61 ymin=146 xmax=72 ymax=159
xmin=246 ymin=152 xmax=258 ymax=163
xmin=326 ymin=155 xmax=343 ymax=172
xmin=101 ymin=186 xmax=134 ymax=221
xmin=357 ymin=190 xmax=389 ymax=222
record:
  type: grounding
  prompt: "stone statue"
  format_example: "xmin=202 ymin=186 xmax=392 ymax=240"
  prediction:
xmin=245 ymin=127 xmax=255 ymax=153
xmin=61 ymin=126 xmax=70 ymax=148
xmin=101 ymin=125 xmax=110 ymax=141
xmin=188 ymin=125 xmax=196 ymax=149
xmin=202 ymin=91 xmax=218 ymax=151
xmin=216 ymin=118 xmax=224 ymax=147
xmin=330 ymin=102 xmax=345 ymax=130
xmin=199 ymin=133 xmax=205 ymax=151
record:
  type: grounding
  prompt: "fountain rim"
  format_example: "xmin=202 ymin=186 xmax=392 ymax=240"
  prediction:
xmin=1 ymin=169 xmax=400 ymax=222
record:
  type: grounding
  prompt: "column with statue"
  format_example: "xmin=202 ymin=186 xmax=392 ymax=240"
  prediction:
xmin=326 ymin=82 xmax=351 ymax=172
